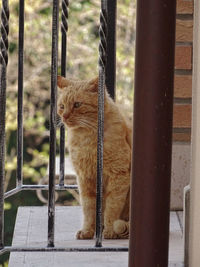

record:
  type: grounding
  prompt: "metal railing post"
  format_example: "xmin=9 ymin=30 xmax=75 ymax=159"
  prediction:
xmin=48 ymin=0 xmax=59 ymax=247
xmin=105 ymin=0 xmax=116 ymax=100
xmin=17 ymin=0 xmax=25 ymax=188
xmin=0 ymin=0 xmax=9 ymax=249
xmin=59 ymin=0 xmax=69 ymax=187
xmin=129 ymin=0 xmax=176 ymax=266
xmin=95 ymin=0 xmax=108 ymax=248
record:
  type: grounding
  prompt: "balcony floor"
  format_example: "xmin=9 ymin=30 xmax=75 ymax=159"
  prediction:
xmin=8 ymin=206 xmax=184 ymax=267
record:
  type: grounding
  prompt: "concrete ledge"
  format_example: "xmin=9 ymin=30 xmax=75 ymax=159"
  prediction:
xmin=8 ymin=206 xmax=184 ymax=267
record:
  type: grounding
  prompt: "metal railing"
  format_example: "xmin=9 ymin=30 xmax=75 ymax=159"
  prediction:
xmin=0 ymin=0 xmax=128 ymax=255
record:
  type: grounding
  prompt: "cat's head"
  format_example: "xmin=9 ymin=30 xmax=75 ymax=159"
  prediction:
xmin=57 ymin=75 xmax=100 ymax=129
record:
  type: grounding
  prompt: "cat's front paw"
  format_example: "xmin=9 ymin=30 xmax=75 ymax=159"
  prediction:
xmin=76 ymin=229 xmax=94 ymax=240
xmin=103 ymin=229 xmax=118 ymax=239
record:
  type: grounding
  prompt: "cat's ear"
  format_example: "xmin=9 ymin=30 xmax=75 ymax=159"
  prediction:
xmin=57 ymin=75 xmax=72 ymax=89
xmin=88 ymin=76 xmax=99 ymax=92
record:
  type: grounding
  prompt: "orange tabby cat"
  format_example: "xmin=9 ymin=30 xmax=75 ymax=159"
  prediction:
xmin=57 ymin=75 xmax=131 ymax=239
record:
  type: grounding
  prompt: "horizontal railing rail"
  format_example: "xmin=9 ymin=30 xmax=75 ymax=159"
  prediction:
xmin=0 ymin=246 xmax=128 ymax=255
xmin=4 ymin=184 xmax=79 ymax=199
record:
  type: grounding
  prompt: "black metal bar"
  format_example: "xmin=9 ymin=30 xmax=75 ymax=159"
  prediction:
xmin=0 ymin=66 xmax=6 ymax=250
xmin=105 ymin=0 xmax=116 ymax=100
xmin=22 ymin=184 xmax=78 ymax=190
xmin=0 ymin=69 xmax=6 ymax=250
xmin=61 ymin=0 xmax=68 ymax=76
xmin=59 ymin=0 xmax=69 ymax=186
xmin=128 ymin=0 xmax=176 ymax=266
xmin=4 ymin=184 xmax=78 ymax=199
xmin=59 ymin=125 xmax=65 ymax=186
xmin=4 ymin=187 xmax=22 ymax=199
xmin=0 ymin=0 xmax=9 ymax=249
xmin=0 ymin=246 xmax=128 ymax=255
xmin=48 ymin=0 xmax=60 ymax=248
xmin=17 ymin=0 xmax=24 ymax=187
xmin=22 ymin=185 xmax=78 ymax=191
xmin=95 ymin=0 xmax=107 ymax=248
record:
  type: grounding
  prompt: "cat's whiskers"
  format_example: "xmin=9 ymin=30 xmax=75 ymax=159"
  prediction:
xmin=79 ymin=118 xmax=97 ymax=131
xmin=45 ymin=115 xmax=63 ymax=130
xmin=56 ymin=115 xmax=63 ymax=128
xmin=79 ymin=120 xmax=93 ymax=130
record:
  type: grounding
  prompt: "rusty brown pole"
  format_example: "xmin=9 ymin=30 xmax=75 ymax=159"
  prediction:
xmin=128 ymin=1 xmax=176 ymax=267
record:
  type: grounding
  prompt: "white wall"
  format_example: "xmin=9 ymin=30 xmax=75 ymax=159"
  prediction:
xmin=188 ymin=0 xmax=200 ymax=265
xmin=171 ymin=143 xmax=190 ymax=210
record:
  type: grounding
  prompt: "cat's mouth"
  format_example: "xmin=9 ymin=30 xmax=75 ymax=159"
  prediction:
xmin=63 ymin=117 xmax=70 ymax=124
xmin=62 ymin=117 xmax=74 ymax=127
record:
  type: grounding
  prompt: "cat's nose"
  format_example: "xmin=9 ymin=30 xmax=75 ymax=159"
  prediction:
xmin=63 ymin=112 xmax=70 ymax=120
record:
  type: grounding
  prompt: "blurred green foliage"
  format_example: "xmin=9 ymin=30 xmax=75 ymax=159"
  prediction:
xmin=0 ymin=0 xmax=135 ymax=265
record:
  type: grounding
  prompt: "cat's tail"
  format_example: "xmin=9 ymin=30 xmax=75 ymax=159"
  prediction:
xmin=113 ymin=219 xmax=129 ymax=239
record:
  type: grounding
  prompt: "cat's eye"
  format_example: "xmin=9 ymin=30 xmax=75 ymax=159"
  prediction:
xmin=59 ymin=104 xmax=64 ymax=110
xmin=74 ymin=102 xmax=82 ymax=108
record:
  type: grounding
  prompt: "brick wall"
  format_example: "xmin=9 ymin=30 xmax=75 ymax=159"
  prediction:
xmin=173 ymin=0 xmax=193 ymax=142
xmin=170 ymin=0 xmax=193 ymax=210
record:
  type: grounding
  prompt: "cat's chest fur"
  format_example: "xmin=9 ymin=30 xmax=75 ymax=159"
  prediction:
xmin=67 ymin=128 xmax=97 ymax=178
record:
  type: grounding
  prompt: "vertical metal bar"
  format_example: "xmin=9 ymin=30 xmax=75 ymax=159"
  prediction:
xmin=48 ymin=0 xmax=59 ymax=247
xmin=128 ymin=1 xmax=176 ymax=266
xmin=105 ymin=0 xmax=116 ymax=100
xmin=0 ymin=66 xmax=6 ymax=250
xmin=59 ymin=125 xmax=65 ymax=186
xmin=61 ymin=0 xmax=68 ymax=76
xmin=184 ymin=185 xmax=190 ymax=267
xmin=95 ymin=0 xmax=107 ymax=248
xmin=17 ymin=0 xmax=24 ymax=187
xmin=0 ymin=0 xmax=9 ymax=249
xmin=59 ymin=0 xmax=69 ymax=187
